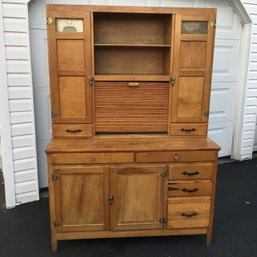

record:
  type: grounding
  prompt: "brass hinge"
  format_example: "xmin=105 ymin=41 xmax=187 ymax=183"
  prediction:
xmin=170 ymin=77 xmax=176 ymax=86
xmin=88 ymin=76 xmax=94 ymax=86
xmin=54 ymin=221 xmax=60 ymax=227
xmin=52 ymin=174 xmax=58 ymax=181
xmin=108 ymin=195 xmax=114 ymax=205
xmin=160 ymin=172 xmax=167 ymax=177
xmin=211 ymin=20 xmax=216 ymax=28
xmin=47 ymin=17 xmax=53 ymax=25
xmin=159 ymin=217 xmax=166 ymax=224
xmin=204 ymin=111 xmax=209 ymax=117
xmin=51 ymin=112 xmax=57 ymax=118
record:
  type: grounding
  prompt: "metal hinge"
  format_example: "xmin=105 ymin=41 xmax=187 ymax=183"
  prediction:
xmin=88 ymin=76 xmax=94 ymax=86
xmin=108 ymin=195 xmax=114 ymax=205
xmin=211 ymin=20 xmax=216 ymax=28
xmin=51 ymin=112 xmax=57 ymax=118
xmin=52 ymin=174 xmax=58 ymax=181
xmin=204 ymin=111 xmax=209 ymax=117
xmin=170 ymin=77 xmax=176 ymax=86
xmin=47 ymin=17 xmax=53 ymax=25
xmin=54 ymin=221 xmax=60 ymax=227
xmin=160 ymin=172 xmax=167 ymax=178
xmin=159 ymin=217 xmax=166 ymax=224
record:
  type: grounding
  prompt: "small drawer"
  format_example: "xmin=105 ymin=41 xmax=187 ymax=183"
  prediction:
xmin=51 ymin=152 xmax=134 ymax=164
xmin=169 ymin=123 xmax=207 ymax=136
xmin=169 ymin=163 xmax=213 ymax=180
xmin=53 ymin=124 xmax=93 ymax=138
xmin=136 ymin=151 xmax=216 ymax=163
xmin=168 ymin=197 xmax=211 ymax=229
xmin=168 ymin=180 xmax=212 ymax=197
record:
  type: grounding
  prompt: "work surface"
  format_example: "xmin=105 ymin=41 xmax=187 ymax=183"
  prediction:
xmin=0 ymin=158 xmax=256 ymax=257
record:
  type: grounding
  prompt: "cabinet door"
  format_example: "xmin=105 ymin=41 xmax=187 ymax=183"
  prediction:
xmin=47 ymin=10 xmax=92 ymax=124
xmin=110 ymin=166 xmax=166 ymax=231
xmin=53 ymin=167 xmax=109 ymax=232
xmin=170 ymin=10 xmax=216 ymax=123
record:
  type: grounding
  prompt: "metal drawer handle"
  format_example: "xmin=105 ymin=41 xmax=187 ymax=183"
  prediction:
xmin=182 ymin=171 xmax=200 ymax=176
xmin=173 ymin=154 xmax=180 ymax=161
xmin=181 ymin=212 xmax=198 ymax=218
xmin=182 ymin=188 xmax=199 ymax=193
xmin=180 ymin=128 xmax=196 ymax=132
xmin=128 ymin=82 xmax=140 ymax=87
xmin=65 ymin=129 xmax=82 ymax=133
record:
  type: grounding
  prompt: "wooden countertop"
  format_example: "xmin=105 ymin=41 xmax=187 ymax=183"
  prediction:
xmin=45 ymin=136 xmax=220 ymax=153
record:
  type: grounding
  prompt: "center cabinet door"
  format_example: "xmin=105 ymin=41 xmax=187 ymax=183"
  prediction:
xmin=110 ymin=166 xmax=166 ymax=231
xmin=53 ymin=167 xmax=109 ymax=232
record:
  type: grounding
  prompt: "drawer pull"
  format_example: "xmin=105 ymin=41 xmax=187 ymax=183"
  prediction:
xmin=173 ymin=154 xmax=180 ymax=161
xmin=128 ymin=82 xmax=140 ymax=87
xmin=180 ymin=128 xmax=196 ymax=132
xmin=182 ymin=171 xmax=200 ymax=176
xmin=90 ymin=156 xmax=96 ymax=162
xmin=181 ymin=212 xmax=198 ymax=218
xmin=182 ymin=188 xmax=199 ymax=193
xmin=65 ymin=129 xmax=82 ymax=133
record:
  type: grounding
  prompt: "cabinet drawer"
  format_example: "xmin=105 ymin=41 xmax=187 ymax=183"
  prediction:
xmin=169 ymin=163 xmax=213 ymax=180
xmin=168 ymin=197 xmax=211 ymax=229
xmin=53 ymin=124 xmax=93 ymax=138
xmin=51 ymin=153 xmax=134 ymax=164
xmin=169 ymin=123 xmax=207 ymax=136
xmin=168 ymin=181 xmax=212 ymax=197
xmin=136 ymin=151 xmax=216 ymax=163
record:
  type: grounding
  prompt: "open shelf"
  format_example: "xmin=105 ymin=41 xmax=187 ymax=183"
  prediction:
xmin=94 ymin=44 xmax=171 ymax=47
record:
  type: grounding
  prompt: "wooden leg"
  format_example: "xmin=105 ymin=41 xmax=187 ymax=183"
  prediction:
xmin=51 ymin=237 xmax=58 ymax=253
xmin=206 ymin=233 xmax=212 ymax=247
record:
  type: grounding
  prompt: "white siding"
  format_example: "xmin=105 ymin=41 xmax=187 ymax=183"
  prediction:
xmin=242 ymin=0 xmax=257 ymax=157
xmin=1 ymin=0 xmax=39 ymax=206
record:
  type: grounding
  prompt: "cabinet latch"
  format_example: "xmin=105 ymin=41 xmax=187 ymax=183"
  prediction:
xmin=108 ymin=195 xmax=114 ymax=205
xmin=204 ymin=111 xmax=209 ymax=117
xmin=52 ymin=174 xmax=58 ymax=181
xmin=54 ymin=221 xmax=60 ymax=227
xmin=160 ymin=172 xmax=167 ymax=177
xmin=51 ymin=112 xmax=57 ymax=118
xmin=159 ymin=217 xmax=166 ymax=224
xmin=88 ymin=76 xmax=95 ymax=86
xmin=170 ymin=77 xmax=176 ymax=86
xmin=47 ymin=17 xmax=53 ymax=25
xmin=211 ymin=20 xmax=216 ymax=28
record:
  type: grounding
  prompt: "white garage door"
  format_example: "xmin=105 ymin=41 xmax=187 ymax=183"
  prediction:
xmin=28 ymin=0 xmax=242 ymax=188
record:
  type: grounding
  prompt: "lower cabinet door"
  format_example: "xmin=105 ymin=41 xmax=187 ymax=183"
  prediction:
xmin=110 ymin=166 xmax=166 ymax=231
xmin=53 ymin=166 xmax=109 ymax=232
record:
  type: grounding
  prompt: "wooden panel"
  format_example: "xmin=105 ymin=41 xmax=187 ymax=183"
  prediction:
xmin=169 ymin=123 xmax=207 ymax=136
xmin=94 ymin=47 xmax=170 ymax=75
xmin=180 ymin=42 xmax=207 ymax=69
xmin=51 ymin=153 xmax=134 ymax=164
xmin=136 ymin=151 xmax=216 ymax=163
xmin=94 ymin=13 xmax=172 ymax=45
xmin=110 ymin=166 xmax=165 ymax=230
xmin=167 ymin=197 xmax=211 ymax=229
xmin=95 ymin=82 xmax=169 ymax=133
xmin=54 ymin=167 xmax=109 ymax=232
xmin=169 ymin=163 xmax=213 ymax=180
xmin=168 ymin=180 xmax=212 ymax=197
xmin=177 ymin=77 xmax=204 ymax=118
xmin=59 ymin=76 xmax=86 ymax=119
xmin=53 ymin=124 xmax=93 ymax=138
xmin=57 ymin=40 xmax=85 ymax=70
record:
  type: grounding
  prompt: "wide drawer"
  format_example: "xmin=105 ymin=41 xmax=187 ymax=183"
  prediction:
xmin=53 ymin=124 xmax=93 ymax=138
xmin=168 ymin=181 xmax=212 ymax=197
xmin=167 ymin=197 xmax=211 ymax=229
xmin=51 ymin=153 xmax=134 ymax=164
xmin=169 ymin=123 xmax=208 ymax=136
xmin=169 ymin=163 xmax=213 ymax=180
xmin=136 ymin=151 xmax=216 ymax=163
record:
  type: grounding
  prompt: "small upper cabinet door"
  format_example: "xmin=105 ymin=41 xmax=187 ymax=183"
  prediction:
xmin=110 ymin=166 xmax=166 ymax=231
xmin=53 ymin=167 xmax=109 ymax=232
xmin=47 ymin=11 xmax=92 ymax=123
xmin=170 ymin=10 xmax=216 ymax=123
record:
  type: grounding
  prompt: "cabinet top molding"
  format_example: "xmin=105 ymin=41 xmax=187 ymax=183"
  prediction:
xmin=46 ymin=4 xmax=217 ymax=15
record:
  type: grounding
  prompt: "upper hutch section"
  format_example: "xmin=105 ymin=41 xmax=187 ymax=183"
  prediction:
xmin=46 ymin=5 xmax=216 ymax=137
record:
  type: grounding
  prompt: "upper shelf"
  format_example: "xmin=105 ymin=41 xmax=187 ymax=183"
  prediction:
xmin=94 ymin=44 xmax=171 ymax=48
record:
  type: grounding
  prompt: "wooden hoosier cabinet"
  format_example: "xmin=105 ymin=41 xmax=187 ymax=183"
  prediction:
xmin=45 ymin=4 xmax=220 ymax=252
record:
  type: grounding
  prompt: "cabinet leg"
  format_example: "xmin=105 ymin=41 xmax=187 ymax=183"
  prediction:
xmin=51 ymin=237 xmax=58 ymax=253
xmin=206 ymin=233 xmax=212 ymax=247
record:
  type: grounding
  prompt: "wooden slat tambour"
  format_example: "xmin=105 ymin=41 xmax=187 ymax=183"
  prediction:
xmin=95 ymin=82 xmax=169 ymax=133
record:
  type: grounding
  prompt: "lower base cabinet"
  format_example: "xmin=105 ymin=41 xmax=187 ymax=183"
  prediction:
xmin=46 ymin=138 xmax=219 ymax=252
